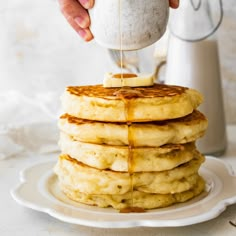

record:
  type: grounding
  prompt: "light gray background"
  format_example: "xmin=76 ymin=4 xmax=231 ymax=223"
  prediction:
xmin=0 ymin=0 xmax=235 ymax=123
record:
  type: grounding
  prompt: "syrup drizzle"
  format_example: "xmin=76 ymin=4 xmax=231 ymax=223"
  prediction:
xmin=118 ymin=0 xmax=124 ymax=86
xmin=117 ymin=1 xmax=145 ymax=213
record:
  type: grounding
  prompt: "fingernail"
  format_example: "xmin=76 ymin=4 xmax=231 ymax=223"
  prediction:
xmin=171 ymin=0 xmax=179 ymax=8
xmin=78 ymin=29 xmax=93 ymax=41
xmin=75 ymin=16 xmax=88 ymax=28
xmin=80 ymin=0 xmax=91 ymax=9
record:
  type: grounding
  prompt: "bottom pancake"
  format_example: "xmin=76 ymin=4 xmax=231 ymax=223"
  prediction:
xmin=54 ymin=154 xmax=205 ymax=195
xmin=59 ymin=176 xmax=205 ymax=210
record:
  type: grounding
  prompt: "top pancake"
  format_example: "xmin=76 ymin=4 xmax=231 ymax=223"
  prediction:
xmin=62 ymin=84 xmax=203 ymax=122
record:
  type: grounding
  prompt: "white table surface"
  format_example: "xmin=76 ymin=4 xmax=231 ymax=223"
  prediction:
xmin=1 ymin=125 xmax=236 ymax=236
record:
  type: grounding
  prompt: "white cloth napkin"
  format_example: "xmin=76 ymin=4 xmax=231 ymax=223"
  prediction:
xmin=0 ymin=90 xmax=61 ymax=160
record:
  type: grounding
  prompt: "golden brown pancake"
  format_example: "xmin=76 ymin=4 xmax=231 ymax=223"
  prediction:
xmin=54 ymin=153 xmax=205 ymax=195
xmin=58 ymin=176 xmax=205 ymax=210
xmin=59 ymin=133 xmax=198 ymax=172
xmin=55 ymin=82 xmax=207 ymax=211
xmin=59 ymin=110 xmax=208 ymax=146
xmin=61 ymin=84 xmax=203 ymax=122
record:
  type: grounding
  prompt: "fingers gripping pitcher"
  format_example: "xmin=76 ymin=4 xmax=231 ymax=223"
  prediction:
xmin=165 ymin=0 xmax=226 ymax=156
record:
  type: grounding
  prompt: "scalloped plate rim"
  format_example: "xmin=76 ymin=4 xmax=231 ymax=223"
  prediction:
xmin=10 ymin=156 xmax=236 ymax=228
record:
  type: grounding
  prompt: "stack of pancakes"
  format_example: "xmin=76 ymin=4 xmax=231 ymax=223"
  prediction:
xmin=54 ymin=84 xmax=208 ymax=211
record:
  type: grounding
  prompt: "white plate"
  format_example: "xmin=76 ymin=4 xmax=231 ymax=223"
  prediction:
xmin=11 ymin=156 xmax=236 ymax=228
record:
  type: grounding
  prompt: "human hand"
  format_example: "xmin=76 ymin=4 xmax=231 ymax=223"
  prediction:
xmin=59 ymin=0 xmax=179 ymax=42
xmin=58 ymin=0 xmax=94 ymax=41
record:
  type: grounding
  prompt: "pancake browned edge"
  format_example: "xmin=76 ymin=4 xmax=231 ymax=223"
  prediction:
xmin=59 ymin=134 xmax=199 ymax=172
xmin=54 ymin=153 xmax=205 ymax=195
xmin=61 ymin=84 xmax=203 ymax=122
xmin=58 ymin=176 xmax=205 ymax=210
xmin=59 ymin=110 xmax=208 ymax=147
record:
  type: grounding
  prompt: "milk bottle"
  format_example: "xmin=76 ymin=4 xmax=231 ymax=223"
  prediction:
xmin=165 ymin=0 xmax=226 ymax=156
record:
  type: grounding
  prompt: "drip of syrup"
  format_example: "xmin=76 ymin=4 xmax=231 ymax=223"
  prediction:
xmin=116 ymin=93 xmax=145 ymax=213
xmin=116 ymin=4 xmax=145 ymax=212
xmin=118 ymin=0 xmax=124 ymax=86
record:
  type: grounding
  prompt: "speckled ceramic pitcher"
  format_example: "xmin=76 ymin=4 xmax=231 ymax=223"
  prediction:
xmin=89 ymin=0 xmax=169 ymax=50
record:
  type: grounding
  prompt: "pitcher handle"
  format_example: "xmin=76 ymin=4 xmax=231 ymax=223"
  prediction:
xmin=171 ymin=0 xmax=223 ymax=42
xmin=153 ymin=60 xmax=166 ymax=83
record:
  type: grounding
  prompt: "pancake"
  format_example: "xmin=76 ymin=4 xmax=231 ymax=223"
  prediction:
xmin=59 ymin=110 xmax=208 ymax=147
xmin=60 ymin=133 xmax=198 ymax=172
xmin=54 ymin=153 xmax=205 ymax=195
xmin=61 ymin=84 xmax=203 ymax=122
xmin=56 ymin=82 xmax=207 ymax=211
xmin=58 ymin=176 xmax=205 ymax=210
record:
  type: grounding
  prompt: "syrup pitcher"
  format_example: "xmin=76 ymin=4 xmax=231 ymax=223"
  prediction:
xmin=165 ymin=0 xmax=226 ymax=156
xmin=89 ymin=0 xmax=169 ymax=50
